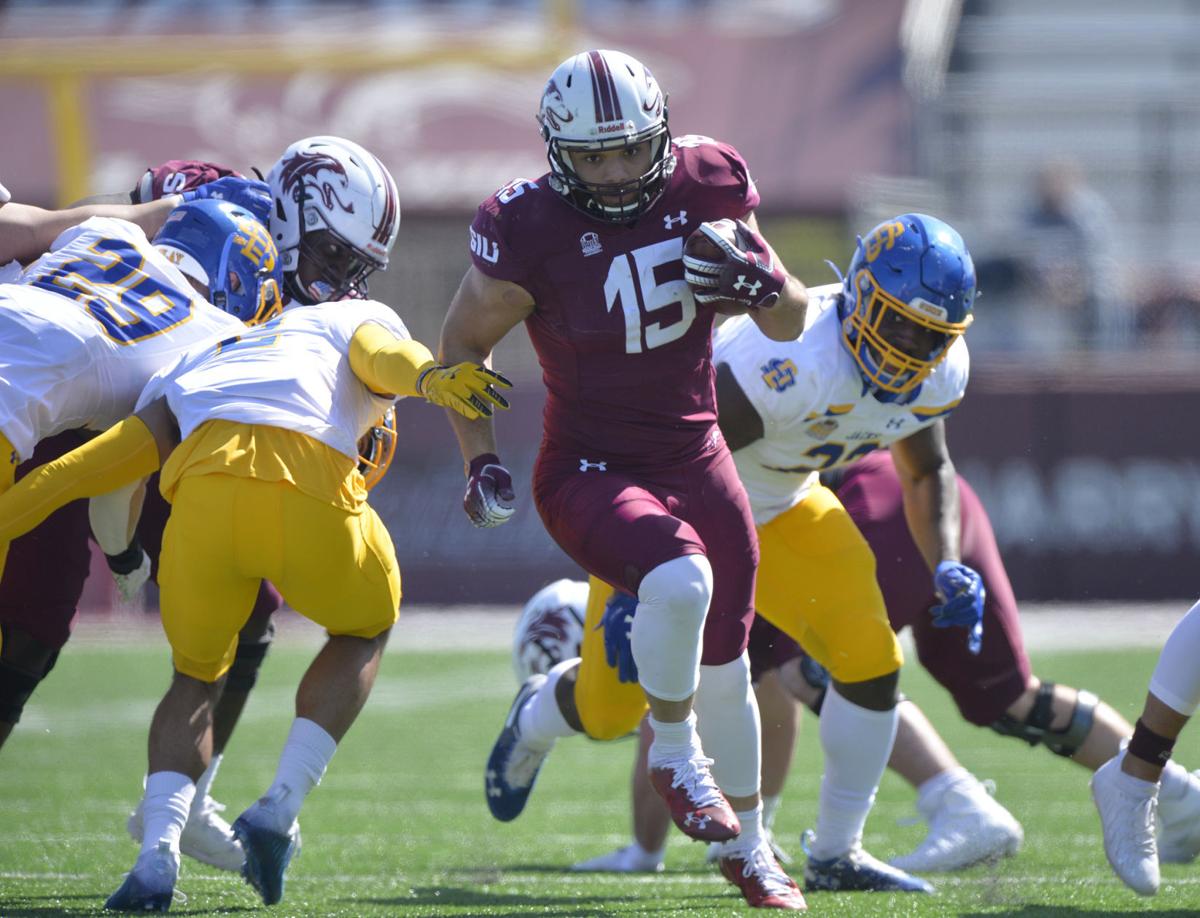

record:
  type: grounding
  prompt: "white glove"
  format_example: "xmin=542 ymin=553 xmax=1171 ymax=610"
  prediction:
xmin=108 ymin=546 xmax=151 ymax=603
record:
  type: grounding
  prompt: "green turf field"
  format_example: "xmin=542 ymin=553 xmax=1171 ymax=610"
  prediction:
xmin=2 ymin=633 xmax=1198 ymax=916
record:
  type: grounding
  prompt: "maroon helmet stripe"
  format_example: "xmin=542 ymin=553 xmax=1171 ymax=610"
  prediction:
xmin=371 ymin=156 xmax=397 ymax=247
xmin=588 ymin=50 xmax=619 ymax=123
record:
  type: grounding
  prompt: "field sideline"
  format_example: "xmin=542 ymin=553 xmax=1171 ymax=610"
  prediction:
xmin=2 ymin=601 xmax=1198 ymax=916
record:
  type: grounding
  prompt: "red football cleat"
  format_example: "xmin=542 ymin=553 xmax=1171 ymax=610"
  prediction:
xmin=719 ymin=841 xmax=808 ymax=911
xmin=648 ymin=755 xmax=740 ymax=842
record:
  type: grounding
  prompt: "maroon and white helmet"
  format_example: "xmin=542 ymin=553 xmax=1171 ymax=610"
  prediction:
xmin=537 ymin=49 xmax=673 ymax=223
xmin=512 ymin=579 xmax=588 ymax=683
xmin=266 ymin=135 xmax=400 ymax=304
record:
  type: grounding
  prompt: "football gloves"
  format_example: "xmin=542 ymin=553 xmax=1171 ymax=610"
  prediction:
xmin=418 ymin=363 xmax=512 ymax=421
xmin=105 ymin=538 xmax=152 ymax=604
xmin=682 ymin=218 xmax=788 ymax=309
xmin=599 ymin=591 xmax=639 ymax=684
xmin=463 ymin=453 xmax=515 ymax=528
xmin=931 ymin=560 xmax=985 ymax=655
xmin=180 ymin=176 xmax=273 ymax=225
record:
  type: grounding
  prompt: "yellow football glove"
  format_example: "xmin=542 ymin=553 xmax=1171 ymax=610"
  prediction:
xmin=418 ymin=363 xmax=512 ymax=420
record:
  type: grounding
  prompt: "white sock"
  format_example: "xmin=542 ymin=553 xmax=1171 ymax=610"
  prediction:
xmin=1114 ymin=751 xmax=1160 ymax=796
xmin=693 ymin=654 xmax=761 ymax=798
xmin=809 ymin=686 xmax=899 ymax=861
xmin=735 ymin=803 xmax=765 ymax=849
xmin=192 ymin=753 xmax=223 ymax=807
xmin=1149 ymin=600 xmax=1200 ymax=716
xmin=517 ymin=659 xmax=579 ymax=749
xmin=762 ymin=794 xmax=782 ymax=830
xmin=263 ymin=717 xmax=337 ymax=829
xmin=140 ymin=771 xmax=195 ymax=857
xmin=647 ymin=712 xmax=702 ymax=766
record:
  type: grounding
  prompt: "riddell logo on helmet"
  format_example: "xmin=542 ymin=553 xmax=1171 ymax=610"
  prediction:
xmin=597 ymin=121 xmax=634 ymax=134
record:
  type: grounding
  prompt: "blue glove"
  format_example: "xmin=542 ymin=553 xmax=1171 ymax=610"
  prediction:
xmin=180 ymin=176 xmax=272 ymax=224
xmin=598 ymin=591 xmax=639 ymax=683
xmin=931 ymin=560 xmax=985 ymax=655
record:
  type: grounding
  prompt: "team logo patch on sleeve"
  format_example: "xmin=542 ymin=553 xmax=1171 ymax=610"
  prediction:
xmin=760 ymin=358 xmax=797 ymax=392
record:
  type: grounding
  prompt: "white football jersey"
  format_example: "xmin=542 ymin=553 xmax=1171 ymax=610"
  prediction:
xmin=715 ymin=283 xmax=970 ymax=526
xmin=0 ymin=217 xmax=245 ymax=460
xmin=138 ymin=300 xmax=412 ymax=460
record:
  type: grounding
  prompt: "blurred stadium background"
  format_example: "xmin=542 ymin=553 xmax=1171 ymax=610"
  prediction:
xmin=4 ymin=0 xmax=1198 ymax=606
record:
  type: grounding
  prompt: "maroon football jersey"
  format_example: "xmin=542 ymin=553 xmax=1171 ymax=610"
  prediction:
xmin=470 ymin=136 xmax=760 ymax=465
xmin=132 ymin=159 xmax=242 ymax=203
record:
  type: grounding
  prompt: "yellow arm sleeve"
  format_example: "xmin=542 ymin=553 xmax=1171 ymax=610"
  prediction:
xmin=0 ymin=416 xmax=160 ymax=543
xmin=349 ymin=323 xmax=438 ymax=398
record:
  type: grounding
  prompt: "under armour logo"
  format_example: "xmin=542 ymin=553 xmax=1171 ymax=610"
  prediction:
xmin=683 ymin=812 xmax=710 ymax=830
xmin=579 ymin=459 xmax=608 ymax=472
xmin=663 ymin=211 xmax=688 ymax=230
xmin=8 ymin=449 xmax=17 ymax=466
xmin=886 ymin=417 xmax=907 ymax=430
xmin=733 ymin=276 xmax=762 ymax=295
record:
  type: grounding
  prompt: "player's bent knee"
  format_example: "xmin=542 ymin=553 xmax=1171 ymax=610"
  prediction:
xmin=990 ymin=681 xmax=1099 ymax=757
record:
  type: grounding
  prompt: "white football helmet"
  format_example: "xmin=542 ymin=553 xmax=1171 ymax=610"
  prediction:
xmin=537 ymin=49 xmax=673 ymax=222
xmin=512 ymin=579 xmax=589 ymax=683
xmin=266 ymin=135 xmax=401 ymax=304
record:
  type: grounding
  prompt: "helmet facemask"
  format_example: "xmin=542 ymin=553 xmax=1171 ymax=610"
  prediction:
xmin=842 ymin=266 xmax=972 ymax=395
xmin=290 ymin=223 xmax=380 ymax=305
xmin=356 ymin=406 xmax=397 ymax=491
xmin=546 ymin=124 xmax=673 ymax=223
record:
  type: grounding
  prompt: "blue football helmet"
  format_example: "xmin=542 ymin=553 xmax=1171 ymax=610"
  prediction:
xmin=838 ymin=213 xmax=975 ymax=397
xmin=154 ymin=199 xmax=284 ymax=325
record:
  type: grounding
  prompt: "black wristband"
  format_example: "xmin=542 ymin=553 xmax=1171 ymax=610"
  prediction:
xmin=105 ymin=537 xmax=144 ymax=575
xmin=1127 ymin=718 xmax=1176 ymax=769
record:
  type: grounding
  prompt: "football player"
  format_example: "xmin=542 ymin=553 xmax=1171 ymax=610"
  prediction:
xmin=0 ymin=276 xmax=511 ymax=910
xmin=0 ymin=197 xmax=281 ymax=748
xmin=440 ymin=49 xmax=809 ymax=909
xmin=1 ymin=140 xmax=402 ymax=874
xmin=579 ymin=214 xmax=1200 ymax=882
xmin=1093 ymin=600 xmax=1200 ymax=896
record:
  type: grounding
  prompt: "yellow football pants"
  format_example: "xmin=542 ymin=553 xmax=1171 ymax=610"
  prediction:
xmin=574 ymin=484 xmax=902 ymax=734
xmin=159 ymin=473 xmax=401 ymax=682
xmin=0 ymin=430 xmax=17 ymax=583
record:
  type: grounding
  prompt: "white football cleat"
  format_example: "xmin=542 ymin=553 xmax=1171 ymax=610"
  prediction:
xmin=891 ymin=774 xmax=1023 ymax=872
xmin=1158 ymin=767 xmax=1200 ymax=863
xmin=571 ymin=843 xmax=665 ymax=873
xmin=128 ymin=794 xmax=245 ymax=873
xmin=1090 ymin=756 xmax=1160 ymax=896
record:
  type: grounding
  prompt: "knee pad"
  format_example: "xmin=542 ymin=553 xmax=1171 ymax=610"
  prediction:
xmin=224 ymin=619 xmax=276 ymax=693
xmin=990 ymin=682 xmax=1098 ymax=758
xmin=630 ymin=554 xmax=713 ymax=703
xmin=694 ymin=653 xmax=760 ymax=798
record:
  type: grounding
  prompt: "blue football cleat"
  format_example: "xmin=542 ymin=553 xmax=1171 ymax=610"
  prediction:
xmin=104 ymin=842 xmax=178 ymax=912
xmin=232 ymin=799 xmax=300 ymax=906
xmin=803 ymin=833 xmax=934 ymax=893
xmin=485 ymin=673 xmax=552 ymax=822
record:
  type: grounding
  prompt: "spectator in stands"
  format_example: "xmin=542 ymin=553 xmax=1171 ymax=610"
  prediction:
xmin=1021 ymin=158 xmax=1129 ymax=350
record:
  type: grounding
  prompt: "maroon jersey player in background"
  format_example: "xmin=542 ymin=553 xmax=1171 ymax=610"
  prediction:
xmin=439 ymin=49 xmax=810 ymax=909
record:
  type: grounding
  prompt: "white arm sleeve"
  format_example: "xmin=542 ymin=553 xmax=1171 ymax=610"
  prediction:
xmin=87 ymin=478 xmax=148 ymax=556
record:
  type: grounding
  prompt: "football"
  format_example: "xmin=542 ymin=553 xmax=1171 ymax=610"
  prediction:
xmin=682 ymin=221 xmax=747 ymax=315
